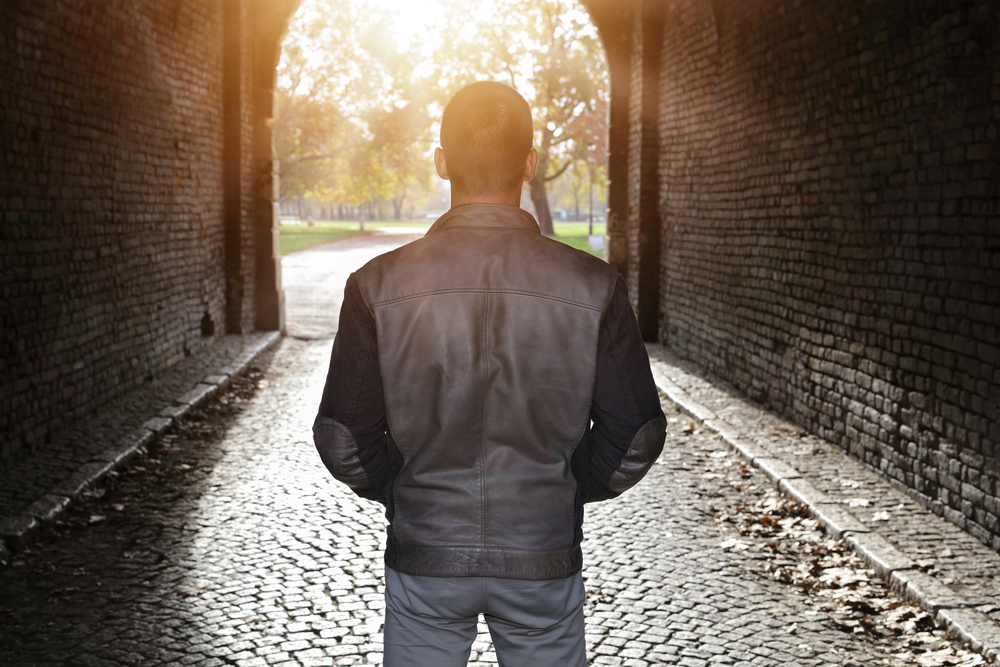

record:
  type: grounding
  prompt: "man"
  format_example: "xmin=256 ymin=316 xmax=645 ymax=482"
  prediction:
xmin=314 ymin=81 xmax=665 ymax=666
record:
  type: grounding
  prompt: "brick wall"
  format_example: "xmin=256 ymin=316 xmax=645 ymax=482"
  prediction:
xmin=650 ymin=0 xmax=1000 ymax=549
xmin=591 ymin=0 xmax=633 ymax=281
xmin=0 ymin=0 xmax=272 ymax=471
xmin=626 ymin=0 xmax=665 ymax=340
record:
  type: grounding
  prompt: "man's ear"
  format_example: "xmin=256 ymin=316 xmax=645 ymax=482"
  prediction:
xmin=434 ymin=147 xmax=449 ymax=180
xmin=523 ymin=149 xmax=538 ymax=182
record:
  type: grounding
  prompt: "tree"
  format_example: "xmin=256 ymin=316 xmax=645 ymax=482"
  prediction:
xmin=274 ymin=0 xmax=376 ymax=203
xmin=275 ymin=0 xmax=436 ymax=217
xmin=568 ymin=161 xmax=587 ymax=219
xmin=576 ymin=110 xmax=609 ymax=232
xmin=585 ymin=162 xmax=608 ymax=233
xmin=366 ymin=104 xmax=434 ymax=221
xmin=275 ymin=0 xmax=607 ymax=231
xmin=274 ymin=92 xmax=349 ymax=202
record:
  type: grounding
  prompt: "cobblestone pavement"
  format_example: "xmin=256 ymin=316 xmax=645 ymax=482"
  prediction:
xmin=0 ymin=332 xmax=278 ymax=520
xmin=0 ymin=234 xmax=991 ymax=666
xmin=0 ymin=229 xmax=416 ymax=559
xmin=646 ymin=346 xmax=1000 ymax=642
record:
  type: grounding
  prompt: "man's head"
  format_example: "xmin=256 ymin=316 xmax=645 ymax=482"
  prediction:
xmin=436 ymin=82 xmax=537 ymax=205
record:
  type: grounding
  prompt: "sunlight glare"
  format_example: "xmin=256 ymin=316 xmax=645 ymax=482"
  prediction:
xmin=370 ymin=0 xmax=446 ymax=51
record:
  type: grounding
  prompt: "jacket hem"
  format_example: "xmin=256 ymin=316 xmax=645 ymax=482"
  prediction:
xmin=385 ymin=538 xmax=583 ymax=580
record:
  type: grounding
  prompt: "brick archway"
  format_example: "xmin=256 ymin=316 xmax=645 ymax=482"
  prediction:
xmin=252 ymin=0 xmax=647 ymax=330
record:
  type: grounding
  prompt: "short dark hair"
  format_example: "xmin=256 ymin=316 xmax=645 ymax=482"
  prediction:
xmin=440 ymin=82 xmax=533 ymax=196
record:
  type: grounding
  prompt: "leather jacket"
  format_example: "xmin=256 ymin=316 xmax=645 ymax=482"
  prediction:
xmin=314 ymin=204 xmax=665 ymax=580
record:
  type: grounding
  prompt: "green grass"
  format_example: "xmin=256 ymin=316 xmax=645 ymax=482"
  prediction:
xmin=278 ymin=220 xmax=433 ymax=255
xmin=551 ymin=221 xmax=608 ymax=258
xmin=279 ymin=225 xmax=357 ymax=255
xmin=278 ymin=219 xmax=607 ymax=257
xmin=552 ymin=234 xmax=601 ymax=256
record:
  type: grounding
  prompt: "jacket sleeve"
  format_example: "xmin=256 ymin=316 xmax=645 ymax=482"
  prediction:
xmin=585 ymin=275 xmax=666 ymax=502
xmin=313 ymin=274 xmax=400 ymax=504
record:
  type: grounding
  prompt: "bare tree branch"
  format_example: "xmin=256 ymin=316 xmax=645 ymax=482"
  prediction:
xmin=544 ymin=158 xmax=574 ymax=183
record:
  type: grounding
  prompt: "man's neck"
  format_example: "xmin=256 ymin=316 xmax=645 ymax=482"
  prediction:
xmin=450 ymin=190 xmax=522 ymax=208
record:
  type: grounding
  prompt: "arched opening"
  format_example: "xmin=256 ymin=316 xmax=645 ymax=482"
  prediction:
xmin=249 ymin=0 xmax=637 ymax=335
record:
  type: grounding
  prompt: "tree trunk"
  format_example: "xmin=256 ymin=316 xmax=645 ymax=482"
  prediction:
xmin=529 ymin=176 xmax=554 ymax=236
xmin=588 ymin=178 xmax=594 ymax=235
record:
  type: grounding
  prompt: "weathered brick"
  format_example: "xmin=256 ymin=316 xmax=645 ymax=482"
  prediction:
xmin=641 ymin=0 xmax=1000 ymax=550
xmin=0 ymin=0 xmax=282 ymax=473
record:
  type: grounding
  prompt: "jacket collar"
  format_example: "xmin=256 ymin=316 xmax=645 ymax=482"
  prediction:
xmin=427 ymin=204 xmax=541 ymax=236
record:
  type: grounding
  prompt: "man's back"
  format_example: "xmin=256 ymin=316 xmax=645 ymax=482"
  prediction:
xmin=354 ymin=204 xmax=618 ymax=579
xmin=314 ymin=80 xmax=664 ymax=667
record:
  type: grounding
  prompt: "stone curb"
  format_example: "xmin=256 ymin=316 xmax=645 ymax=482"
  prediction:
xmin=648 ymin=357 xmax=1000 ymax=661
xmin=0 ymin=331 xmax=281 ymax=561
xmin=937 ymin=608 xmax=1000 ymax=659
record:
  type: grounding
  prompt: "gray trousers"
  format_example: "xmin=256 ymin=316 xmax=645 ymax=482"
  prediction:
xmin=383 ymin=567 xmax=587 ymax=667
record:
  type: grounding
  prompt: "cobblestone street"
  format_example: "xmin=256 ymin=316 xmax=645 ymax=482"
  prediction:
xmin=0 ymin=235 xmax=989 ymax=666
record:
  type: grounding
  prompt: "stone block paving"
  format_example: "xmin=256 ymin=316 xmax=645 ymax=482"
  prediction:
xmin=0 ymin=229 xmax=414 ymax=560
xmin=646 ymin=344 xmax=1000 ymax=651
xmin=0 ymin=333 xmax=986 ymax=666
xmin=0 ymin=332 xmax=279 ymax=521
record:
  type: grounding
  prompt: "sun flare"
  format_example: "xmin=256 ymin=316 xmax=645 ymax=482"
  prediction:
xmin=367 ymin=0 xmax=447 ymax=49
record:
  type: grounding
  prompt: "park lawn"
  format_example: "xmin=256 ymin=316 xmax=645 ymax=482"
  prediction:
xmin=551 ymin=221 xmax=607 ymax=258
xmin=553 ymin=234 xmax=601 ymax=256
xmin=278 ymin=220 xmax=433 ymax=255
xmin=279 ymin=219 xmax=607 ymax=257
xmin=279 ymin=225 xmax=356 ymax=255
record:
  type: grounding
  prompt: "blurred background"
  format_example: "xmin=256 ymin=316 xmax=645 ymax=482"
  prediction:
xmin=274 ymin=0 xmax=609 ymax=256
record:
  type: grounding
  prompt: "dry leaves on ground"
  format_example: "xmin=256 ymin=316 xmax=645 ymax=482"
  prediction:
xmin=712 ymin=463 xmax=993 ymax=666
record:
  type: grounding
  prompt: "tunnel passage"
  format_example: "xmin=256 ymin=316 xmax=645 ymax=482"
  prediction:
xmin=1 ymin=0 xmax=998 ymax=553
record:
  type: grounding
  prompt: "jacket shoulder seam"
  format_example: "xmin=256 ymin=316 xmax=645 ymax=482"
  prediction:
xmin=370 ymin=287 xmax=604 ymax=312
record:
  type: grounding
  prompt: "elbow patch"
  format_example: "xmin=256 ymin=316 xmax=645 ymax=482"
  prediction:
xmin=313 ymin=417 xmax=370 ymax=489
xmin=608 ymin=419 xmax=666 ymax=494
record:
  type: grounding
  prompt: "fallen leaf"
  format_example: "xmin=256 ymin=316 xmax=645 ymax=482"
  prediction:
xmin=719 ymin=538 xmax=749 ymax=551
